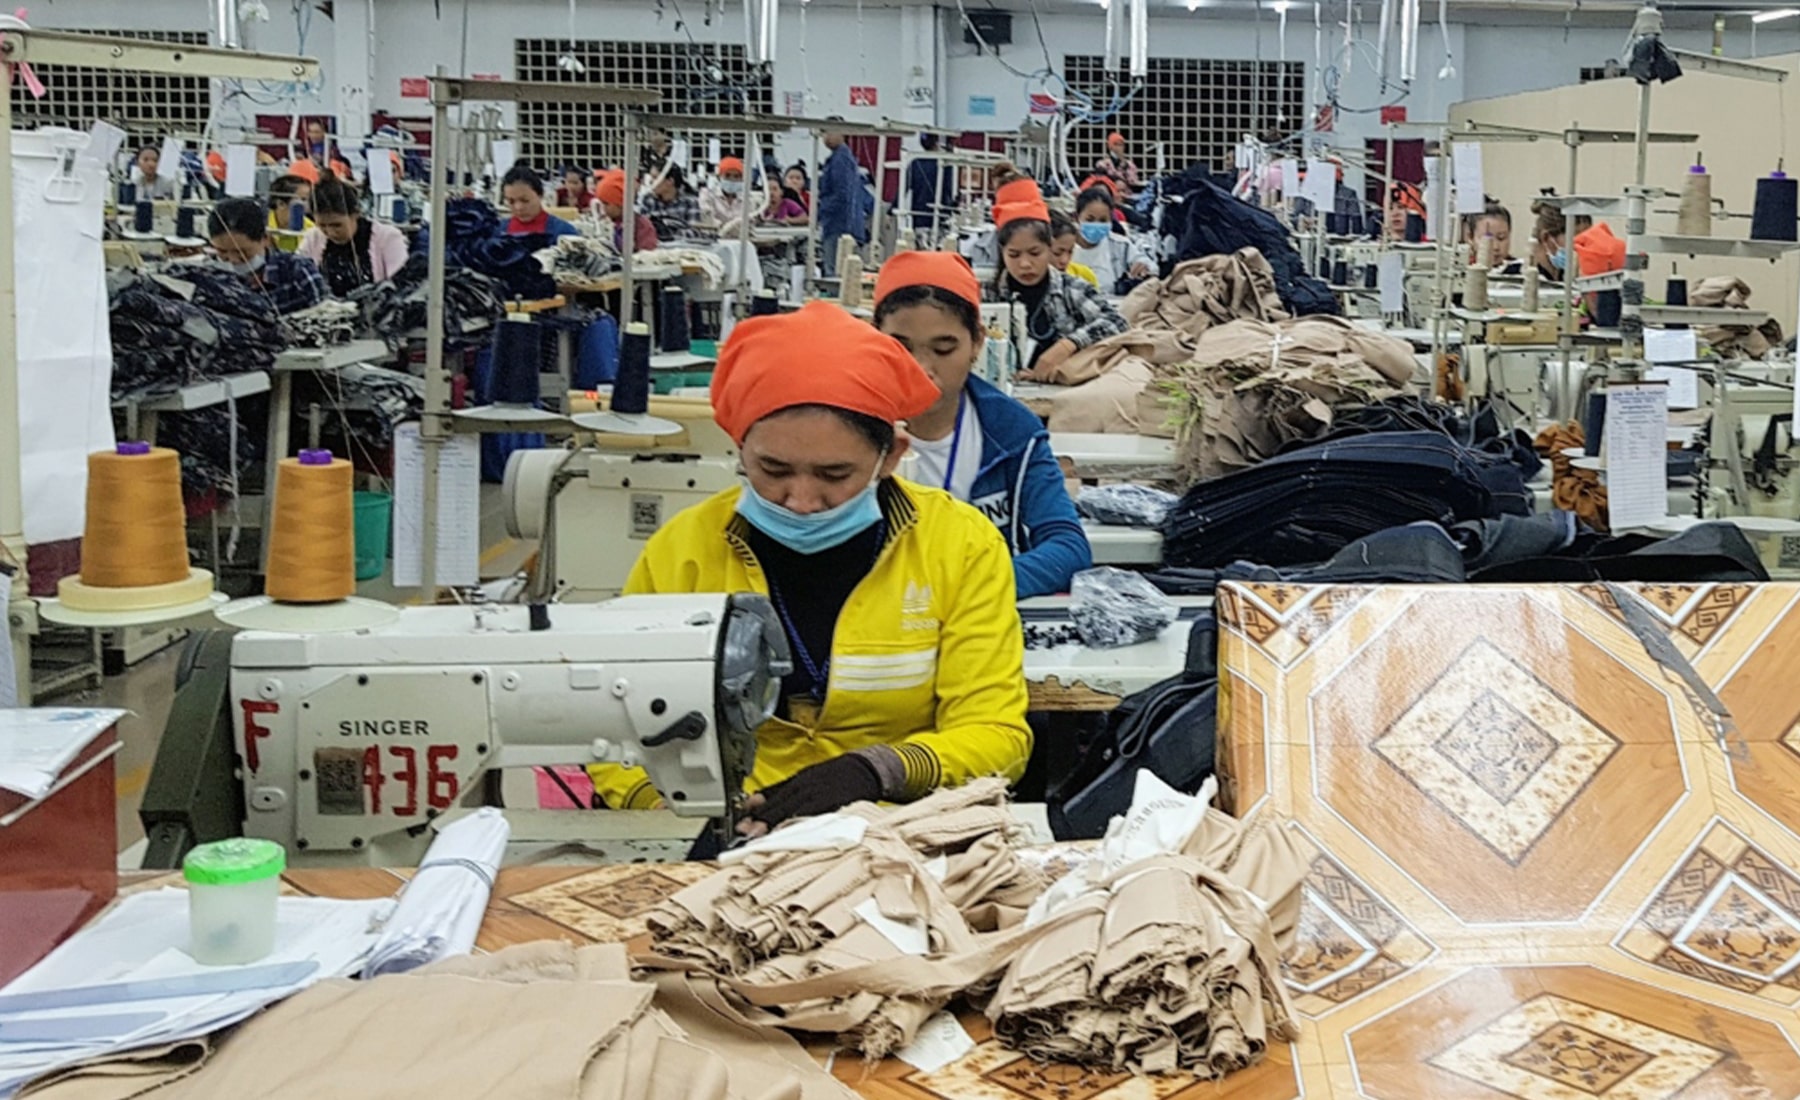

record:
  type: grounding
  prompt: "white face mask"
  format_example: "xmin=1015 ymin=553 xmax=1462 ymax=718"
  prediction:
xmin=721 ymin=179 xmax=743 ymax=196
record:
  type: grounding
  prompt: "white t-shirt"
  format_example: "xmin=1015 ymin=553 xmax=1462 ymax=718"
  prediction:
xmin=908 ymin=398 xmax=984 ymax=501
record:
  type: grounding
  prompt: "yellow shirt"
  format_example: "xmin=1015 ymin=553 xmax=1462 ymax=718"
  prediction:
xmin=1065 ymin=261 xmax=1099 ymax=287
xmin=591 ymin=478 xmax=1032 ymax=810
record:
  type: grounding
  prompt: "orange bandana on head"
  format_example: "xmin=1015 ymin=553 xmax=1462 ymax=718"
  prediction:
xmin=596 ymin=170 xmax=627 ymax=207
xmin=718 ymin=156 xmax=744 ymax=175
xmin=711 ymin=301 xmax=940 ymax=444
xmin=873 ymin=251 xmax=983 ymax=312
xmin=992 ymin=178 xmax=1050 ymax=229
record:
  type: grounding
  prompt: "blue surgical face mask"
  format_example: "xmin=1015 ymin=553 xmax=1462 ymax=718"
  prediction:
xmin=1079 ymin=222 xmax=1110 ymax=245
xmin=735 ymin=459 xmax=885 ymax=553
xmin=1550 ymin=247 xmax=1568 ymax=271
xmin=721 ymin=179 xmax=743 ymax=195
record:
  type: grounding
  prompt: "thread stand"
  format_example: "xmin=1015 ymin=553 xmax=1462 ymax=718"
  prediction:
xmin=571 ymin=320 xmax=682 ymax=436
xmin=455 ymin=313 xmax=573 ymax=428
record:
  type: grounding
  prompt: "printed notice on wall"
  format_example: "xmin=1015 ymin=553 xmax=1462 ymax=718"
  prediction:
xmin=1378 ymin=253 xmax=1406 ymax=314
xmin=1453 ymin=142 xmax=1485 ymax=215
xmin=1602 ymin=384 xmax=1670 ymax=531
xmin=392 ymin=423 xmax=480 ymax=588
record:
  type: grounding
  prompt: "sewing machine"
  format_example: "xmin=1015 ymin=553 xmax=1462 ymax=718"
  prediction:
xmin=142 ymin=595 xmax=791 ymax=867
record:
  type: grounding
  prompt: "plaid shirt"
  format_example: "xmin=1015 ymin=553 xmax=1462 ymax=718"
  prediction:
xmin=988 ymin=268 xmax=1130 ymax=350
xmin=639 ymin=192 xmax=704 ymax=241
xmin=256 ymin=250 xmax=329 ymax=315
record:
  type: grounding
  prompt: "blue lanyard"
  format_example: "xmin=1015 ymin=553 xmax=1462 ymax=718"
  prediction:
xmin=940 ymin=393 xmax=967 ymax=493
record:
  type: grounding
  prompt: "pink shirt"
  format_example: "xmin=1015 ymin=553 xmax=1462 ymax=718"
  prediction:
xmin=297 ymin=219 xmax=410 ymax=286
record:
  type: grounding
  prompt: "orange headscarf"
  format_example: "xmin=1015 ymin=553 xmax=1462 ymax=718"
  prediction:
xmin=1107 ymin=132 xmax=1126 ymax=147
xmin=718 ymin=156 xmax=744 ymax=176
xmin=1079 ymin=175 xmax=1120 ymax=200
xmin=1573 ymin=222 xmax=1628 ymax=277
xmin=711 ymin=301 xmax=940 ymax=444
xmin=992 ymin=178 xmax=1050 ymax=229
xmin=873 ymin=251 xmax=983 ymax=313
xmin=596 ymin=170 xmax=627 ymax=207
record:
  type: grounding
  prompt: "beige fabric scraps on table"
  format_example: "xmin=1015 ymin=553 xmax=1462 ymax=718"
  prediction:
xmin=1691 ymin=275 xmax=1785 ymax=359
xmin=1119 ymin=249 xmax=1289 ymax=342
xmin=642 ymin=779 xmax=1043 ymax=1060
xmin=1159 ymin=315 xmax=1416 ymax=483
xmin=985 ymin=808 xmax=1308 ymax=1078
xmin=1041 ymin=359 xmax=1156 ymax=434
xmin=20 ymin=943 xmax=838 ymax=1100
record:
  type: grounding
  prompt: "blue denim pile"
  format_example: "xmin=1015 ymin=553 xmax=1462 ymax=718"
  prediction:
xmin=413 ymin=197 xmax=558 ymax=300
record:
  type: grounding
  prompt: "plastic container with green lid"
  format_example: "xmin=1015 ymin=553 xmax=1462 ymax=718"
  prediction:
xmin=183 ymin=838 xmax=285 ymax=965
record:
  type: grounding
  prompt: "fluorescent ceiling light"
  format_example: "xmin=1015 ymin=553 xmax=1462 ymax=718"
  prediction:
xmin=1753 ymin=8 xmax=1800 ymax=22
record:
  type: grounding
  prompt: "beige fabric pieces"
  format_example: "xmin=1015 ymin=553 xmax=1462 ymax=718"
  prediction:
xmin=643 ymin=780 xmax=1040 ymax=1060
xmin=1691 ymin=275 xmax=1785 ymax=359
xmin=20 ymin=944 xmax=847 ymax=1100
xmin=985 ymin=806 xmax=1308 ymax=1077
xmin=1118 ymin=250 xmax=1289 ymax=341
xmin=1157 ymin=315 xmax=1416 ymax=482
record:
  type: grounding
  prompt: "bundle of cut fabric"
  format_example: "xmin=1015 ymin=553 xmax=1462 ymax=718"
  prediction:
xmin=1691 ymin=275 xmax=1785 ymax=359
xmin=1157 ymin=315 xmax=1416 ymax=483
xmin=17 ymin=943 xmax=852 ymax=1100
xmin=634 ymin=246 xmax=727 ymax=288
xmin=1163 ymin=170 xmax=1337 ymax=317
xmin=356 ymin=252 xmax=506 ymax=343
xmin=280 ymin=299 xmax=362 ymax=348
xmin=535 ymin=234 xmax=622 ymax=287
xmin=1026 ymin=330 xmax=1195 ymax=435
xmin=1117 ymin=249 xmax=1289 ymax=342
xmin=109 ymin=267 xmax=285 ymax=400
xmin=1535 ymin=420 xmax=1608 ymax=531
xmin=415 ymin=197 xmax=560 ymax=299
xmin=1161 ymin=430 xmax=1533 ymax=568
xmin=643 ymin=780 xmax=1041 ymax=1060
xmin=987 ymin=774 xmax=1306 ymax=1077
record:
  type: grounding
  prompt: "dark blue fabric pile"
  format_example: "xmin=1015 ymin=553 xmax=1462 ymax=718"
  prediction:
xmin=413 ymin=197 xmax=559 ymax=300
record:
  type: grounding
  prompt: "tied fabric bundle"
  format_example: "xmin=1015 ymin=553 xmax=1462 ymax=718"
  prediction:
xmin=987 ymin=773 xmax=1306 ymax=1077
xmin=642 ymin=780 xmax=1043 ymax=1060
xmin=363 ymin=808 xmax=510 ymax=977
xmin=1690 ymin=275 xmax=1785 ymax=359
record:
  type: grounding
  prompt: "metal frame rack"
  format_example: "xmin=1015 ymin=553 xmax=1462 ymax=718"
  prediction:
xmin=0 ymin=26 xmax=319 ymax=702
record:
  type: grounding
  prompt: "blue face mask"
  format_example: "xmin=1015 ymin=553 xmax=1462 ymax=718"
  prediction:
xmin=1550 ymin=247 xmax=1568 ymax=271
xmin=735 ymin=462 xmax=885 ymax=554
xmin=1079 ymin=222 xmax=1110 ymax=245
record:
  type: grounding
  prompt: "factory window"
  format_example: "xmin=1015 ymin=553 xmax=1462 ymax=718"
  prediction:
xmin=8 ymin=29 xmax=213 ymax=142
xmin=1061 ymin=55 xmax=1304 ymax=178
xmin=513 ymin=40 xmax=775 ymax=173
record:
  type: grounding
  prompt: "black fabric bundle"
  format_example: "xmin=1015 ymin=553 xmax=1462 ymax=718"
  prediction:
xmin=1162 ymin=169 xmax=1338 ymax=317
xmin=109 ymin=267 xmax=285 ymax=400
xmin=1297 ymin=394 xmax=1545 ymax=482
xmin=1161 ymin=431 xmax=1532 ymax=569
xmin=413 ymin=197 xmax=559 ymax=299
xmin=356 ymin=252 xmax=506 ymax=343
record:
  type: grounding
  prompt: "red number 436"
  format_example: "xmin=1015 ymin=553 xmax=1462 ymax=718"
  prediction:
xmin=361 ymin=744 xmax=460 ymax=816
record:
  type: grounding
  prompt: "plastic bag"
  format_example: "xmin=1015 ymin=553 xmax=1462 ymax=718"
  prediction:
xmin=1069 ymin=567 xmax=1180 ymax=649
xmin=1076 ymin=484 xmax=1179 ymax=528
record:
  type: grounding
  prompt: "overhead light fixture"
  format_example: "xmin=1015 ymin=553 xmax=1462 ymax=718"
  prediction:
xmin=1753 ymin=7 xmax=1799 ymax=21
xmin=1184 ymin=0 xmax=1201 ymax=10
xmin=1271 ymin=0 xmax=1291 ymax=11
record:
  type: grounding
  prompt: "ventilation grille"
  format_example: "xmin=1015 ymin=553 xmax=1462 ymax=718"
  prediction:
xmin=8 ymin=29 xmax=213 ymax=142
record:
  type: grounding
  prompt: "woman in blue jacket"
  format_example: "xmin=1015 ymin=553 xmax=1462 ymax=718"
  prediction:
xmin=873 ymin=251 xmax=1092 ymax=598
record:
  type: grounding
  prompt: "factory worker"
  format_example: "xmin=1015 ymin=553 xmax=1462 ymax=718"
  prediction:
xmin=267 ymin=173 xmax=315 ymax=231
xmin=501 ymin=164 xmax=580 ymax=240
xmin=875 ymin=252 xmax=1092 ymax=598
xmin=594 ymin=300 xmax=1032 ymax=838
xmin=641 ymin=165 xmax=703 ymax=240
xmin=699 ymin=156 xmax=758 ymax=232
xmin=299 ymin=171 xmax=410 ymax=296
xmin=1048 ymin=212 xmax=1101 ymax=287
xmin=130 ymin=145 xmax=179 ymax=200
xmin=1093 ymin=131 xmax=1142 ymax=194
xmin=597 ymin=170 xmax=660 ymax=252
xmin=207 ymin=198 xmax=327 ymax=315
xmin=985 ymin=178 xmax=1129 ymax=379
xmin=1530 ymin=199 xmax=1569 ymax=280
xmin=1071 ymin=184 xmax=1155 ymax=293
xmin=559 ymin=165 xmax=596 ymax=212
xmin=1463 ymin=202 xmax=1518 ymax=272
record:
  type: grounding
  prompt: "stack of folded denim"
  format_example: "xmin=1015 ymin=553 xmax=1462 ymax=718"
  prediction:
xmin=1162 ymin=431 xmax=1532 ymax=569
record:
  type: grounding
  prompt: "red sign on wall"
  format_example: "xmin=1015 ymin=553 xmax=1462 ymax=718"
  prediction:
xmin=400 ymin=77 xmax=429 ymax=99
xmin=1380 ymin=105 xmax=1409 ymax=125
xmin=849 ymin=85 xmax=878 ymax=107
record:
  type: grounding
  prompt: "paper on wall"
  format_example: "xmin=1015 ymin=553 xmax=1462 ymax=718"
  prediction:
xmin=391 ymin=423 xmax=480 ymax=588
xmin=1378 ymin=253 xmax=1406 ymax=314
xmin=1453 ymin=142 xmax=1485 ymax=216
xmin=223 ymin=144 xmax=257 ymax=197
xmin=707 ymin=137 xmax=722 ymax=166
xmin=365 ymin=148 xmax=396 ymax=195
xmin=491 ymin=139 xmax=517 ymax=176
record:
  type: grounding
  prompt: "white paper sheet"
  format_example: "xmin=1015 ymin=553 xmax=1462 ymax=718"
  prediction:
xmin=490 ymin=139 xmax=517 ymax=176
xmin=893 ymin=1012 xmax=975 ymax=1073
xmin=222 ymin=144 xmax=257 ymax=197
xmin=1424 ymin=159 xmax=1443 ymax=241
xmin=0 ymin=889 xmax=391 ymax=1095
xmin=84 ymin=122 xmax=125 ymax=169
xmin=1278 ymin=158 xmax=1301 ymax=200
xmin=13 ymin=129 xmax=114 ymax=545
xmin=365 ymin=148 xmax=396 ymax=196
xmin=0 ymin=709 xmax=127 ymax=799
xmin=706 ymin=137 xmax=722 ymax=166
xmin=391 ymin=423 xmax=480 ymax=588
xmin=1378 ymin=253 xmax=1406 ymax=314
xmin=1303 ymin=158 xmax=1336 ymax=212
xmin=852 ymin=898 xmax=929 ymax=957
xmin=1453 ymin=142 xmax=1485 ymax=216
xmin=1643 ymin=331 xmax=1700 ymax=412
xmin=364 ymin=808 xmax=509 ymax=977
xmin=719 ymin=812 xmax=868 ymax=864
xmin=1602 ymin=384 xmax=1670 ymax=530
xmin=159 ymin=136 xmax=185 ymax=186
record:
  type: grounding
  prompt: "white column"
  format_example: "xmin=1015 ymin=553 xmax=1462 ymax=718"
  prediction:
xmin=334 ymin=0 xmax=374 ymax=143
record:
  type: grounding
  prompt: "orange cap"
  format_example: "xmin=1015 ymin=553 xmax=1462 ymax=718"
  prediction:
xmin=1107 ymin=132 xmax=1125 ymax=146
xmin=288 ymin=158 xmax=320 ymax=183
xmin=1573 ymin=222 xmax=1627 ymax=277
xmin=719 ymin=156 xmax=744 ymax=175
xmin=992 ymin=177 xmax=1050 ymax=229
xmin=1078 ymin=175 xmax=1120 ymax=200
xmin=206 ymin=150 xmax=226 ymax=183
xmin=711 ymin=301 xmax=940 ymax=444
xmin=873 ymin=251 xmax=983 ymax=313
xmin=596 ymin=170 xmax=626 ymax=207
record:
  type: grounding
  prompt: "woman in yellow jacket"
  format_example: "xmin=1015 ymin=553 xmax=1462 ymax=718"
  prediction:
xmin=594 ymin=300 xmax=1032 ymax=840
